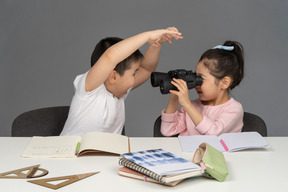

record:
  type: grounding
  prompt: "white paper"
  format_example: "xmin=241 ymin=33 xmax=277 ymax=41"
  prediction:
xmin=218 ymin=132 xmax=270 ymax=152
xmin=178 ymin=132 xmax=270 ymax=153
xmin=22 ymin=136 xmax=80 ymax=158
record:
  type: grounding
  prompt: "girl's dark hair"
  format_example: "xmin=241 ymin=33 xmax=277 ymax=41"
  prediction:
xmin=90 ymin=37 xmax=143 ymax=76
xmin=199 ymin=41 xmax=244 ymax=90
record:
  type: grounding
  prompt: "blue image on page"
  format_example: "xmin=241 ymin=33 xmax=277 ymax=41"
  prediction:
xmin=121 ymin=149 xmax=200 ymax=175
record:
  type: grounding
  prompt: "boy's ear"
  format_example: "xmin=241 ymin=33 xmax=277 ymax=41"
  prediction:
xmin=221 ymin=76 xmax=232 ymax=89
xmin=108 ymin=70 xmax=118 ymax=84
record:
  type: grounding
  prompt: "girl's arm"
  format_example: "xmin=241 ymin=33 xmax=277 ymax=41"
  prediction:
xmin=170 ymin=78 xmax=203 ymax=126
xmin=85 ymin=29 xmax=182 ymax=92
xmin=160 ymin=108 xmax=187 ymax=136
xmin=169 ymin=78 xmax=243 ymax=136
xmin=161 ymin=78 xmax=202 ymax=136
xmin=164 ymin=94 xmax=179 ymax=114
xmin=195 ymin=104 xmax=243 ymax=136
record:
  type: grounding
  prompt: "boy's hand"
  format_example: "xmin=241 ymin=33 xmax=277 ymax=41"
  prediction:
xmin=149 ymin=27 xmax=183 ymax=47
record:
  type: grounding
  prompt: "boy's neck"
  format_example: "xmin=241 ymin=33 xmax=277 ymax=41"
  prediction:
xmin=104 ymin=81 xmax=119 ymax=99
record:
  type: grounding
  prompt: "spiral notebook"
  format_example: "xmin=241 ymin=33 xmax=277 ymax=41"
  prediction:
xmin=119 ymin=149 xmax=203 ymax=184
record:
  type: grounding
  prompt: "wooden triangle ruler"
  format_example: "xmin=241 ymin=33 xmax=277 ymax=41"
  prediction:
xmin=0 ymin=164 xmax=48 ymax=179
xmin=28 ymin=172 xmax=100 ymax=190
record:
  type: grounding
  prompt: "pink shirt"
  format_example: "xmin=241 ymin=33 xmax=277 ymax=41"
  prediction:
xmin=161 ymin=98 xmax=243 ymax=136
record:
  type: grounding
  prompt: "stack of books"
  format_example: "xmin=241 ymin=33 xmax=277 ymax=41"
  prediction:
xmin=118 ymin=149 xmax=203 ymax=186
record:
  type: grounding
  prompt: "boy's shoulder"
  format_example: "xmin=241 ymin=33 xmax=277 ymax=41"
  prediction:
xmin=73 ymin=72 xmax=87 ymax=86
xmin=73 ymin=71 xmax=106 ymax=97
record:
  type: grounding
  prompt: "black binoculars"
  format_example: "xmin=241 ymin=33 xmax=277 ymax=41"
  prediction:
xmin=151 ymin=69 xmax=203 ymax=94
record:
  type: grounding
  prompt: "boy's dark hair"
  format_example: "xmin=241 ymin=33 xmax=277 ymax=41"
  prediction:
xmin=199 ymin=40 xmax=244 ymax=90
xmin=90 ymin=37 xmax=143 ymax=76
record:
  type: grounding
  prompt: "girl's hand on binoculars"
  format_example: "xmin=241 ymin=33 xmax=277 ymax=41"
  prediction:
xmin=148 ymin=27 xmax=183 ymax=47
xmin=170 ymin=78 xmax=191 ymax=108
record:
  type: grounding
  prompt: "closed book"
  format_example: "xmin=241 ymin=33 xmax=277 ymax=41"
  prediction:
xmin=119 ymin=149 xmax=203 ymax=184
xmin=118 ymin=167 xmax=183 ymax=186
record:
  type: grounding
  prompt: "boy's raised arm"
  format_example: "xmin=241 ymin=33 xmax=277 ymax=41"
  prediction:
xmin=85 ymin=28 xmax=182 ymax=92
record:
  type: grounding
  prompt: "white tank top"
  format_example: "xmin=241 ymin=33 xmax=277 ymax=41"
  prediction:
xmin=60 ymin=72 xmax=129 ymax=136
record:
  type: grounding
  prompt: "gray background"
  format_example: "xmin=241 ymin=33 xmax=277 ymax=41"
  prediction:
xmin=1 ymin=0 xmax=287 ymax=137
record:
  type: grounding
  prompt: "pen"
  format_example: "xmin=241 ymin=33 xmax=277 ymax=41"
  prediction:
xmin=220 ymin=139 xmax=229 ymax=151
xmin=75 ymin=142 xmax=81 ymax=155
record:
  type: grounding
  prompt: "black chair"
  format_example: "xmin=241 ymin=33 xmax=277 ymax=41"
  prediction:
xmin=153 ymin=115 xmax=165 ymax=137
xmin=242 ymin=112 xmax=267 ymax=136
xmin=12 ymin=106 xmax=70 ymax=136
xmin=12 ymin=106 xmax=126 ymax=136
xmin=153 ymin=112 xmax=267 ymax=137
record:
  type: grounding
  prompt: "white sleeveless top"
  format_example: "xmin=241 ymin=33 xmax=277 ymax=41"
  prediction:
xmin=60 ymin=72 xmax=128 ymax=136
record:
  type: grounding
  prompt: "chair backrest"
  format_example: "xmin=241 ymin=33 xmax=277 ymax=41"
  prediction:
xmin=242 ymin=112 xmax=267 ymax=136
xmin=153 ymin=112 xmax=267 ymax=137
xmin=153 ymin=115 xmax=163 ymax=137
xmin=12 ymin=106 xmax=126 ymax=136
xmin=12 ymin=106 xmax=70 ymax=136
xmin=153 ymin=115 xmax=177 ymax=137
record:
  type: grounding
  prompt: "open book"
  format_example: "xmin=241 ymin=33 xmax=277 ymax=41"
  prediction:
xmin=119 ymin=149 xmax=203 ymax=184
xmin=22 ymin=132 xmax=130 ymax=158
xmin=178 ymin=132 xmax=270 ymax=153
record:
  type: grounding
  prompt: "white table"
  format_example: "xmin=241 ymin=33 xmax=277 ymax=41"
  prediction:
xmin=0 ymin=137 xmax=287 ymax=192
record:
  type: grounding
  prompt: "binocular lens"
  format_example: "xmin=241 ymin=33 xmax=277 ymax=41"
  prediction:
xmin=150 ymin=72 xmax=169 ymax=87
xmin=160 ymin=80 xmax=174 ymax=94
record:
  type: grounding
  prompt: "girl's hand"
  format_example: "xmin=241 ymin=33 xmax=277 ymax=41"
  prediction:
xmin=148 ymin=27 xmax=183 ymax=47
xmin=170 ymin=78 xmax=191 ymax=108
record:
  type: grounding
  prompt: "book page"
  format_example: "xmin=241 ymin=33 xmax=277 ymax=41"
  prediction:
xmin=22 ymin=136 xmax=81 ymax=158
xmin=79 ymin=132 xmax=129 ymax=155
xmin=219 ymin=132 xmax=270 ymax=152
xmin=178 ymin=135 xmax=224 ymax=152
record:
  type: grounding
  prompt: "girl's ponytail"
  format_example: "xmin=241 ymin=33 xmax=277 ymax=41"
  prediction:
xmin=223 ymin=41 xmax=244 ymax=89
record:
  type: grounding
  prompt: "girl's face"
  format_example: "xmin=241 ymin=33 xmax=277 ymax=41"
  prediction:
xmin=195 ymin=59 xmax=226 ymax=105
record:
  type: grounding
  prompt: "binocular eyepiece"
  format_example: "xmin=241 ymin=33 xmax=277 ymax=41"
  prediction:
xmin=151 ymin=69 xmax=203 ymax=94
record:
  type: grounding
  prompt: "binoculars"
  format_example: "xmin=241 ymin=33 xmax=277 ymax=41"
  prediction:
xmin=151 ymin=69 xmax=203 ymax=94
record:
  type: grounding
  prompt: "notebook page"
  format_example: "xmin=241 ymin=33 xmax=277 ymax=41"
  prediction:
xmin=219 ymin=132 xmax=270 ymax=152
xmin=80 ymin=132 xmax=130 ymax=155
xmin=22 ymin=136 xmax=81 ymax=158
xmin=178 ymin=135 xmax=224 ymax=152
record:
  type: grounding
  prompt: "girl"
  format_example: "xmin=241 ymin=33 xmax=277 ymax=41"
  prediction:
xmin=161 ymin=41 xmax=244 ymax=136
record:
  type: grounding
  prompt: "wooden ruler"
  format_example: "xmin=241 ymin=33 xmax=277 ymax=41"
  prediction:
xmin=0 ymin=164 xmax=48 ymax=179
xmin=28 ymin=172 xmax=100 ymax=190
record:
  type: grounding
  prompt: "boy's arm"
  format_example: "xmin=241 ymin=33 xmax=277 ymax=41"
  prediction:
xmin=132 ymin=45 xmax=161 ymax=89
xmin=85 ymin=32 xmax=152 ymax=92
xmin=133 ymin=27 xmax=182 ymax=89
xmin=85 ymin=29 xmax=182 ymax=92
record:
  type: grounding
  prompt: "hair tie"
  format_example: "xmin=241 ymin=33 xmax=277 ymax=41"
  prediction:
xmin=212 ymin=45 xmax=234 ymax=51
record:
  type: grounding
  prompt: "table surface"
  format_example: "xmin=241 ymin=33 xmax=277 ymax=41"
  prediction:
xmin=0 ymin=137 xmax=287 ymax=192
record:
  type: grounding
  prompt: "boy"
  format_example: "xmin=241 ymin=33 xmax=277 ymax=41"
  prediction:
xmin=60 ymin=27 xmax=183 ymax=136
